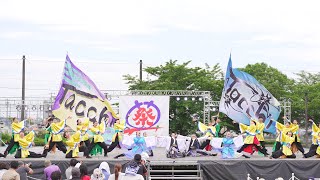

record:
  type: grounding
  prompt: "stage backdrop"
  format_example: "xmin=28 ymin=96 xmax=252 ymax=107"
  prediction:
xmin=119 ymin=96 xmax=169 ymax=136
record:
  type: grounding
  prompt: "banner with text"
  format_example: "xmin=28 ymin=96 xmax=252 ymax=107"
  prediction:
xmin=119 ymin=96 xmax=169 ymax=136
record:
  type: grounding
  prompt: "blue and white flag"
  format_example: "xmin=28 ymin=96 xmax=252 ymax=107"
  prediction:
xmin=219 ymin=55 xmax=281 ymax=133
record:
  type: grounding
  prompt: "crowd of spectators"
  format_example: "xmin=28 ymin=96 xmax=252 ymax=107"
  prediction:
xmin=0 ymin=153 xmax=148 ymax=180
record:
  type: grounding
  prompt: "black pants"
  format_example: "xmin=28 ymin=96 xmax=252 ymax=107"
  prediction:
xmin=88 ymin=140 xmax=108 ymax=156
xmin=4 ymin=138 xmax=19 ymax=153
xmin=81 ymin=140 xmax=91 ymax=148
xmin=304 ymin=144 xmax=318 ymax=158
xmin=186 ymin=149 xmax=211 ymax=156
xmin=0 ymin=153 xmax=4 ymax=157
xmin=114 ymin=153 xmax=125 ymax=158
xmin=43 ymin=141 xmax=67 ymax=155
xmin=237 ymin=144 xmax=267 ymax=155
xmin=107 ymin=135 xmax=119 ymax=153
xmin=272 ymin=149 xmax=296 ymax=159
xmin=200 ymin=139 xmax=210 ymax=150
xmin=275 ymin=142 xmax=282 ymax=152
xmin=15 ymin=149 xmax=43 ymax=158
xmin=293 ymin=136 xmax=304 ymax=153
xmin=66 ymin=146 xmax=89 ymax=158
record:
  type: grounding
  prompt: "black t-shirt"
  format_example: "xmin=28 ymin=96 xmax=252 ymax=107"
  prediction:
xmin=137 ymin=164 xmax=147 ymax=179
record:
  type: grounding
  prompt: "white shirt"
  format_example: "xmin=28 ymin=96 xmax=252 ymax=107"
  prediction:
xmin=108 ymin=173 xmax=144 ymax=180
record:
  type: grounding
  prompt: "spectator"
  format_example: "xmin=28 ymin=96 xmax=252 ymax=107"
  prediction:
xmin=2 ymin=161 xmax=20 ymax=180
xmin=131 ymin=154 xmax=147 ymax=179
xmin=91 ymin=168 xmax=104 ymax=180
xmin=98 ymin=162 xmax=110 ymax=180
xmin=16 ymin=161 xmax=33 ymax=180
xmin=0 ymin=162 xmax=9 ymax=179
xmin=51 ymin=171 xmax=62 ymax=180
xmin=66 ymin=159 xmax=79 ymax=179
xmin=44 ymin=160 xmax=61 ymax=180
xmin=71 ymin=167 xmax=81 ymax=180
xmin=109 ymin=163 xmax=143 ymax=180
xmin=80 ymin=164 xmax=90 ymax=180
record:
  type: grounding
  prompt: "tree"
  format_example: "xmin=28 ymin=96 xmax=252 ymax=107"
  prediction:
xmin=123 ymin=60 xmax=224 ymax=135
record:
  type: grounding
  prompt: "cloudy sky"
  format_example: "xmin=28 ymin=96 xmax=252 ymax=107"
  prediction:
xmin=1 ymin=0 xmax=320 ymax=97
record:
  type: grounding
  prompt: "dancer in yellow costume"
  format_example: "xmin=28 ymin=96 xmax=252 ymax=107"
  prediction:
xmin=88 ymin=120 xmax=109 ymax=157
xmin=14 ymin=128 xmax=44 ymax=158
xmin=291 ymin=119 xmax=305 ymax=154
xmin=77 ymin=118 xmax=90 ymax=147
xmin=270 ymin=131 xmax=296 ymax=159
xmin=107 ymin=119 xmax=125 ymax=153
xmin=198 ymin=121 xmax=216 ymax=150
xmin=304 ymin=118 xmax=320 ymax=158
xmin=63 ymin=131 xmax=91 ymax=158
xmin=3 ymin=117 xmax=25 ymax=157
xmin=273 ymin=118 xmax=293 ymax=152
xmin=43 ymin=117 xmax=68 ymax=156
xmin=253 ymin=116 xmax=268 ymax=153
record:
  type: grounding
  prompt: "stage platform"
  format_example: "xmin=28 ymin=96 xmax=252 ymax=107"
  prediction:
xmin=1 ymin=147 xmax=319 ymax=180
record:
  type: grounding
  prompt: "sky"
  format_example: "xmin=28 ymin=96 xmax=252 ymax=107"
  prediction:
xmin=1 ymin=0 xmax=320 ymax=98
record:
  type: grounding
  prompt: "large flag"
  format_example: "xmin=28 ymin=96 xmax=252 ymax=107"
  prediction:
xmin=52 ymin=55 xmax=118 ymax=130
xmin=219 ymin=55 xmax=281 ymax=133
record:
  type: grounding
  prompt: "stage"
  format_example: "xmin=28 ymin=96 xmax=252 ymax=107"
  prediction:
xmin=1 ymin=147 xmax=319 ymax=180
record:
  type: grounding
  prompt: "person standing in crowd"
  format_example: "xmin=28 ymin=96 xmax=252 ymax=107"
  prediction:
xmin=270 ymin=131 xmax=296 ymax=159
xmin=98 ymin=162 xmax=110 ymax=180
xmin=108 ymin=163 xmax=144 ymax=180
xmin=65 ymin=159 xmax=79 ymax=180
xmin=51 ymin=171 xmax=62 ymax=180
xmin=63 ymin=131 xmax=91 ymax=158
xmin=44 ymin=160 xmax=61 ymax=180
xmin=88 ymin=120 xmax=109 ymax=157
xmin=107 ymin=119 xmax=125 ymax=153
xmin=236 ymin=120 xmax=268 ymax=157
xmin=79 ymin=164 xmax=90 ymax=180
xmin=291 ymin=119 xmax=305 ymax=154
xmin=77 ymin=118 xmax=91 ymax=148
xmin=2 ymin=161 xmax=20 ymax=180
xmin=71 ymin=168 xmax=81 ymax=180
xmin=0 ymin=162 xmax=9 ymax=179
xmin=3 ymin=117 xmax=25 ymax=157
xmin=15 ymin=127 xmax=45 ymax=158
xmin=90 ymin=168 xmax=104 ymax=180
xmin=43 ymin=117 xmax=68 ymax=156
xmin=16 ymin=161 xmax=33 ymax=180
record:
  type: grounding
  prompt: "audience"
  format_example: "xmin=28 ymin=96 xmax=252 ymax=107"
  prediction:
xmin=2 ymin=161 xmax=20 ymax=180
xmin=51 ymin=171 xmax=62 ymax=180
xmin=16 ymin=161 xmax=33 ymax=180
xmin=0 ymin=162 xmax=9 ymax=179
xmin=44 ymin=160 xmax=61 ymax=180
xmin=80 ymin=164 xmax=90 ymax=180
xmin=91 ymin=168 xmax=105 ymax=180
xmin=131 ymin=154 xmax=147 ymax=179
xmin=109 ymin=163 xmax=144 ymax=180
xmin=99 ymin=162 xmax=110 ymax=180
xmin=66 ymin=159 xmax=79 ymax=180
xmin=71 ymin=167 xmax=81 ymax=180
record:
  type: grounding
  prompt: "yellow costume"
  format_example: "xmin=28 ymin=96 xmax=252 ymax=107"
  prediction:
xmin=77 ymin=118 xmax=90 ymax=142
xmin=275 ymin=122 xmax=293 ymax=142
xmin=254 ymin=120 xmax=265 ymax=141
xmin=18 ymin=131 xmax=35 ymax=158
xmin=112 ymin=120 xmax=125 ymax=142
xmin=12 ymin=120 xmax=26 ymax=142
xmin=65 ymin=131 xmax=81 ymax=157
xmin=198 ymin=121 xmax=216 ymax=140
xmin=90 ymin=121 xmax=106 ymax=143
xmin=50 ymin=119 xmax=66 ymax=142
xmin=311 ymin=122 xmax=320 ymax=145
xmin=239 ymin=123 xmax=256 ymax=144
xmin=279 ymin=132 xmax=295 ymax=156
xmin=291 ymin=124 xmax=300 ymax=142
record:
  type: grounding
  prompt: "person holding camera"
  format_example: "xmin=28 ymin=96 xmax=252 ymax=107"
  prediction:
xmin=16 ymin=161 xmax=33 ymax=180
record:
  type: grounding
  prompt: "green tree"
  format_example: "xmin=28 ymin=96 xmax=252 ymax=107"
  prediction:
xmin=123 ymin=60 xmax=224 ymax=135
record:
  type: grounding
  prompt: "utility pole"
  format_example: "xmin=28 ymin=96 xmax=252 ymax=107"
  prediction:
xmin=139 ymin=60 xmax=142 ymax=81
xmin=21 ymin=55 xmax=26 ymax=121
xmin=305 ymin=92 xmax=309 ymax=147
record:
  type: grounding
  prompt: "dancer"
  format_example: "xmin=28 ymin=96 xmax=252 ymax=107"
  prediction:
xmin=77 ymin=118 xmax=90 ymax=148
xmin=43 ymin=117 xmax=68 ymax=156
xmin=143 ymin=132 xmax=154 ymax=156
xmin=167 ymin=132 xmax=185 ymax=159
xmin=15 ymin=128 xmax=44 ymax=158
xmin=236 ymin=120 xmax=268 ymax=157
xmin=270 ymin=131 xmax=296 ymax=159
xmin=107 ymin=119 xmax=125 ymax=153
xmin=63 ymin=131 xmax=91 ymax=158
xmin=3 ymin=117 xmax=25 ymax=157
xmin=186 ymin=134 xmax=216 ymax=157
xmin=220 ymin=131 xmax=243 ymax=159
xmin=254 ymin=117 xmax=268 ymax=153
xmin=291 ymin=120 xmax=305 ymax=154
xmin=114 ymin=131 xmax=149 ymax=159
xmin=274 ymin=117 xmax=293 ymax=152
xmin=304 ymin=119 xmax=320 ymax=158
xmin=212 ymin=116 xmax=221 ymax=137
xmin=198 ymin=122 xmax=216 ymax=149
xmin=44 ymin=117 xmax=53 ymax=145
xmin=88 ymin=120 xmax=108 ymax=157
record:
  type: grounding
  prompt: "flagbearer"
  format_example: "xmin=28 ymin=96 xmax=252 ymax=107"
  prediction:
xmin=107 ymin=118 xmax=125 ymax=153
xmin=3 ymin=117 xmax=25 ymax=157
xmin=43 ymin=117 xmax=68 ymax=156
xmin=88 ymin=120 xmax=109 ymax=157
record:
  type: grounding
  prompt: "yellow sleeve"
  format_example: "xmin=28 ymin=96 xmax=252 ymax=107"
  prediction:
xmin=25 ymin=131 xmax=35 ymax=142
xmin=291 ymin=125 xmax=299 ymax=133
xmin=115 ymin=121 xmax=125 ymax=130
xmin=12 ymin=121 xmax=25 ymax=133
xmin=239 ymin=123 xmax=248 ymax=133
xmin=83 ymin=118 xmax=90 ymax=127
xmin=280 ymin=132 xmax=288 ymax=143
xmin=276 ymin=122 xmax=284 ymax=131
xmin=51 ymin=119 xmax=66 ymax=133
xmin=72 ymin=131 xmax=81 ymax=143
xmin=198 ymin=122 xmax=208 ymax=133
xmin=312 ymin=122 xmax=320 ymax=134
xmin=65 ymin=140 xmax=75 ymax=147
